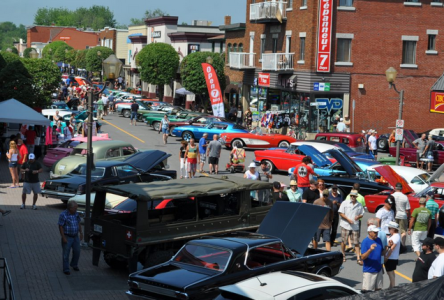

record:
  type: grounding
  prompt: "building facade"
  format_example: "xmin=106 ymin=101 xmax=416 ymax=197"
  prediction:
xmin=98 ymin=27 xmax=129 ymax=64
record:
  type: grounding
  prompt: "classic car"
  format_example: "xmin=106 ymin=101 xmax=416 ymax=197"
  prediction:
xmin=125 ymin=202 xmax=343 ymax=300
xmin=116 ymin=100 xmax=151 ymax=118
xmin=220 ymin=127 xmax=297 ymax=149
xmin=139 ymin=105 xmax=186 ymax=120
xmin=305 ymin=140 xmax=375 ymax=160
xmin=43 ymin=135 xmax=111 ymax=168
xmin=48 ymin=101 xmax=70 ymax=110
xmin=168 ymin=115 xmax=228 ymax=136
xmin=315 ymin=132 xmax=366 ymax=153
xmin=214 ymin=271 xmax=359 ymax=300
xmin=50 ymin=140 xmax=142 ymax=178
xmin=145 ymin=112 xmax=203 ymax=131
xmin=365 ymin=166 xmax=444 ymax=214
xmin=173 ymin=122 xmax=249 ymax=141
xmin=42 ymin=150 xmax=175 ymax=203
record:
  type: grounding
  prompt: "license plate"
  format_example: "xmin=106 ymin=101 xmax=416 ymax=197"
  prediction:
xmin=94 ymin=224 xmax=102 ymax=233
xmin=57 ymin=186 xmax=65 ymax=192
xmin=58 ymin=165 xmax=66 ymax=171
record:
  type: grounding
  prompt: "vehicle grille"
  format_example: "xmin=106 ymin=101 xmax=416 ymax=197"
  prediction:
xmin=138 ymin=282 xmax=178 ymax=298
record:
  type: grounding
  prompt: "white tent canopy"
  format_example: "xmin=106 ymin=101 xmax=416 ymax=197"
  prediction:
xmin=175 ymin=88 xmax=194 ymax=95
xmin=0 ymin=99 xmax=51 ymax=126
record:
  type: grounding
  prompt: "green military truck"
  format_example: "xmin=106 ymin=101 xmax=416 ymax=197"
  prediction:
xmin=91 ymin=176 xmax=273 ymax=272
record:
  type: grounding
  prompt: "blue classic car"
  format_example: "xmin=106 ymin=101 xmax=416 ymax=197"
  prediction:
xmin=172 ymin=122 xmax=248 ymax=141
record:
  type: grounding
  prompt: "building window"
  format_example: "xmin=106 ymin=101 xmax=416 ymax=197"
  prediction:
xmin=227 ymin=43 xmax=232 ymax=63
xmin=428 ymin=35 xmax=436 ymax=50
xmin=233 ymin=43 xmax=238 ymax=52
xmin=272 ymin=37 xmax=278 ymax=53
xmin=260 ymin=36 xmax=266 ymax=59
xmin=301 ymin=0 xmax=307 ymax=6
xmin=239 ymin=43 xmax=243 ymax=52
xmin=339 ymin=0 xmax=353 ymax=6
xmin=288 ymin=0 xmax=293 ymax=9
xmin=402 ymin=41 xmax=416 ymax=64
xmin=220 ymin=42 xmax=224 ymax=53
xmin=337 ymin=39 xmax=352 ymax=62
xmin=299 ymin=37 xmax=305 ymax=60
xmin=405 ymin=0 xmax=419 ymax=2
xmin=286 ymin=37 xmax=291 ymax=53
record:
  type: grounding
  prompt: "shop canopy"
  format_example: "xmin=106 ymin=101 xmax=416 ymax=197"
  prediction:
xmin=0 ymin=99 xmax=51 ymax=126
xmin=175 ymin=88 xmax=194 ymax=95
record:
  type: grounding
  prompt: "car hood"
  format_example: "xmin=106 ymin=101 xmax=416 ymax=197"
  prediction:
xmin=374 ymin=165 xmax=414 ymax=194
xmin=53 ymin=156 xmax=87 ymax=174
xmin=258 ymin=202 xmax=330 ymax=255
xmin=298 ymin=145 xmax=331 ymax=168
xmin=324 ymin=149 xmax=363 ymax=176
xmin=123 ymin=150 xmax=171 ymax=173
xmin=430 ymin=163 xmax=444 ymax=183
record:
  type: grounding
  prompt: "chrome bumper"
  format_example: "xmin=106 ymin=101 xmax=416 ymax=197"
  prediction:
xmin=126 ymin=291 xmax=156 ymax=300
xmin=41 ymin=190 xmax=76 ymax=200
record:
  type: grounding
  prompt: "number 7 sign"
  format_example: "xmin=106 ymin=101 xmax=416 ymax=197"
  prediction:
xmin=316 ymin=0 xmax=333 ymax=73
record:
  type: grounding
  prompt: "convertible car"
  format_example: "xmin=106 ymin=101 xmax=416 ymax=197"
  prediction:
xmin=126 ymin=202 xmax=343 ymax=300
xmin=220 ymin=127 xmax=297 ymax=149
xmin=168 ymin=115 xmax=228 ymax=136
xmin=172 ymin=122 xmax=248 ymax=141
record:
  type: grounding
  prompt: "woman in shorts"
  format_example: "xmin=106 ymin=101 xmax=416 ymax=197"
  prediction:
xmin=6 ymin=140 xmax=21 ymax=188
xmin=185 ymin=139 xmax=199 ymax=178
xmin=159 ymin=114 xmax=170 ymax=145
xmin=385 ymin=221 xmax=401 ymax=288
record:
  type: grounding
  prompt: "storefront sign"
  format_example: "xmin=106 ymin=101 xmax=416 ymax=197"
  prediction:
xmin=201 ymin=63 xmax=225 ymax=118
xmin=258 ymin=73 xmax=270 ymax=87
xmin=188 ymin=44 xmax=200 ymax=55
xmin=152 ymin=31 xmax=161 ymax=38
xmin=314 ymin=82 xmax=330 ymax=91
xmin=316 ymin=0 xmax=333 ymax=73
xmin=430 ymin=91 xmax=444 ymax=114
xmin=60 ymin=37 xmax=71 ymax=40
xmin=316 ymin=98 xmax=343 ymax=113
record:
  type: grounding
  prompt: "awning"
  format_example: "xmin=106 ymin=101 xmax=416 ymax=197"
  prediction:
xmin=175 ymin=88 xmax=194 ymax=95
xmin=0 ymin=99 xmax=51 ymax=126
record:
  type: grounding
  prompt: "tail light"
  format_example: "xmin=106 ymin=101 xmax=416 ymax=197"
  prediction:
xmin=128 ymin=280 xmax=139 ymax=289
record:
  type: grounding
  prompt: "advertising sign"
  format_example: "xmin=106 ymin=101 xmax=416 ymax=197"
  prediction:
xmin=152 ymin=31 xmax=161 ymax=38
xmin=314 ymin=82 xmax=331 ymax=91
xmin=430 ymin=91 xmax=444 ymax=114
xmin=60 ymin=37 xmax=71 ymax=40
xmin=316 ymin=98 xmax=343 ymax=112
xmin=316 ymin=0 xmax=333 ymax=73
xmin=258 ymin=73 xmax=270 ymax=87
xmin=188 ymin=44 xmax=200 ymax=55
xmin=201 ymin=63 xmax=225 ymax=118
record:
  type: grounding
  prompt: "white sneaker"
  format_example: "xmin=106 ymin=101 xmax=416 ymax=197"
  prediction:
xmin=20 ymin=204 xmax=25 ymax=209
xmin=32 ymin=205 xmax=37 ymax=210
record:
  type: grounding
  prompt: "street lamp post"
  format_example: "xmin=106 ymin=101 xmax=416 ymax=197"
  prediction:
xmin=29 ymin=49 xmax=38 ymax=59
xmin=385 ymin=67 xmax=404 ymax=166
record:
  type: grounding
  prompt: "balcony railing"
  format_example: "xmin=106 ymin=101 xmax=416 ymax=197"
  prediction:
xmin=262 ymin=53 xmax=294 ymax=71
xmin=229 ymin=53 xmax=256 ymax=69
xmin=250 ymin=1 xmax=287 ymax=22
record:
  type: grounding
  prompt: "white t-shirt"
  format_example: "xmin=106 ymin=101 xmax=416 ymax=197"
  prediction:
xmin=376 ymin=208 xmax=394 ymax=234
xmin=368 ymin=136 xmax=377 ymax=150
xmin=393 ymin=192 xmax=410 ymax=219
xmin=428 ymin=253 xmax=444 ymax=279
xmin=387 ymin=233 xmax=401 ymax=260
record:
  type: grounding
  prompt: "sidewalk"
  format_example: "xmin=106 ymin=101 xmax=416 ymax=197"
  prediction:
xmin=0 ymin=159 xmax=127 ymax=300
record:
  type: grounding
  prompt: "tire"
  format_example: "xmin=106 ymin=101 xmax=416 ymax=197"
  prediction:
xmin=123 ymin=110 xmax=130 ymax=118
xmin=262 ymin=159 xmax=275 ymax=173
xmin=153 ymin=122 xmax=160 ymax=131
xmin=169 ymin=126 xmax=176 ymax=136
xmin=378 ymin=138 xmax=388 ymax=152
xmin=104 ymin=252 xmax=127 ymax=270
xmin=230 ymin=166 xmax=235 ymax=173
xmin=232 ymin=139 xmax=244 ymax=149
xmin=278 ymin=140 xmax=290 ymax=148
xmin=144 ymin=250 xmax=174 ymax=268
xmin=182 ymin=131 xmax=194 ymax=142
xmin=317 ymin=269 xmax=331 ymax=277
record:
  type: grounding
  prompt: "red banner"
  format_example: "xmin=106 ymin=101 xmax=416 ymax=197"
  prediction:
xmin=201 ymin=63 xmax=225 ymax=118
xmin=430 ymin=91 xmax=444 ymax=114
xmin=316 ymin=0 xmax=333 ymax=73
xmin=258 ymin=73 xmax=270 ymax=87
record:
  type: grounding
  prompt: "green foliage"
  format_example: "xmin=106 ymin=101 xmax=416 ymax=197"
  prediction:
xmin=85 ymin=46 xmax=114 ymax=72
xmin=130 ymin=8 xmax=169 ymax=26
xmin=1 ymin=52 xmax=21 ymax=64
xmin=136 ymin=43 xmax=179 ymax=87
xmin=75 ymin=49 xmax=88 ymax=69
xmin=65 ymin=49 xmax=77 ymax=65
xmin=42 ymin=41 xmax=69 ymax=60
xmin=34 ymin=6 xmax=116 ymax=31
xmin=0 ymin=22 xmax=26 ymax=51
xmin=23 ymin=48 xmax=37 ymax=58
xmin=10 ymin=47 xmax=18 ymax=55
xmin=53 ymin=44 xmax=74 ymax=62
xmin=0 ymin=54 xmax=35 ymax=105
xmin=180 ymin=52 xmax=226 ymax=96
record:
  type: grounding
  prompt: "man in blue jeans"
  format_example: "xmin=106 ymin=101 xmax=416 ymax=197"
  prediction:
xmin=130 ymin=100 xmax=139 ymax=126
xmin=58 ymin=200 xmax=83 ymax=275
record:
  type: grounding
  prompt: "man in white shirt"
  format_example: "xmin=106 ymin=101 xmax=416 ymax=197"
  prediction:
xmin=102 ymin=94 xmax=109 ymax=116
xmin=368 ymin=131 xmax=377 ymax=158
xmin=393 ymin=182 xmax=410 ymax=248
xmin=428 ymin=237 xmax=444 ymax=279
xmin=336 ymin=118 xmax=346 ymax=132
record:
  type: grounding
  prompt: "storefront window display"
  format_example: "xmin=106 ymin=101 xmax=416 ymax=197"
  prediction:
xmin=309 ymin=95 xmax=344 ymax=133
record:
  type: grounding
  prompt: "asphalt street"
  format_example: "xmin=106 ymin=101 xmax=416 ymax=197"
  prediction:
xmin=100 ymin=112 xmax=419 ymax=290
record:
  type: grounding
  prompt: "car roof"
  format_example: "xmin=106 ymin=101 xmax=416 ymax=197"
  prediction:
xmin=74 ymin=140 xmax=132 ymax=149
xmin=292 ymin=141 xmax=336 ymax=152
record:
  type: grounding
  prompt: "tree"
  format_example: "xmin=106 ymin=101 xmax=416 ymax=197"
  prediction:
xmin=85 ymin=46 xmax=114 ymax=72
xmin=53 ymin=44 xmax=74 ymax=63
xmin=65 ymin=49 xmax=77 ymax=65
xmin=42 ymin=41 xmax=70 ymax=60
xmin=129 ymin=8 xmax=169 ymax=26
xmin=136 ymin=43 xmax=179 ymax=100
xmin=75 ymin=49 xmax=88 ymax=69
xmin=0 ymin=22 xmax=26 ymax=51
xmin=23 ymin=47 xmax=37 ymax=58
xmin=9 ymin=47 xmax=18 ymax=55
xmin=0 ymin=54 xmax=35 ymax=105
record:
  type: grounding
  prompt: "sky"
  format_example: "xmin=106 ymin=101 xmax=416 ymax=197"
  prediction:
xmin=1 ymin=0 xmax=247 ymax=27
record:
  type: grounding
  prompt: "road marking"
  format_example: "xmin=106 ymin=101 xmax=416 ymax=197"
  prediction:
xmin=395 ymin=270 xmax=412 ymax=282
xmin=101 ymin=119 xmax=145 ymax=143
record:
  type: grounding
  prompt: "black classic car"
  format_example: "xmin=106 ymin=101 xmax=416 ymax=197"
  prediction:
xmin=42 ymin=150 xmax=176 ymax=203
xmin=126 ymin=202 xmax=343 ymax=300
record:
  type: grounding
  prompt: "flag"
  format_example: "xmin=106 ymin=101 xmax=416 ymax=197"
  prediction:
xmin=201 ymin=63 xmax=225 ymax=118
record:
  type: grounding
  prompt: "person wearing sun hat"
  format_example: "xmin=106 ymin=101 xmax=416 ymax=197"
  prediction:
xmin=287 ymin=180 xmax=301 ymax=202
xmin=244 ymin=162 xmax=260 ymax=181
xmin=385 ymin=221 xmax=401 ymax=288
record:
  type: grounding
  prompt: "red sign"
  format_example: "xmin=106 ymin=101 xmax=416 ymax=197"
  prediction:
xmin=258 ymin=73 xmax=270 ymax=87
xmin=60 ymin=37 xmax=71 ymax=40
xmin=201 ymin=63 xmax=225 ymax=118
xmin=430 ymin=91 xmax=444 ymax=114
xmin=316 ymin=0 xmax=333 ymax=73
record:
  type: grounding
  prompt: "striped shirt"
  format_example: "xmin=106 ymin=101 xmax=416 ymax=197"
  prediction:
xmin=58 ymin=210 xmax=81 ymax=236
xmin=426 ymin=199 xmax=440 ymax=220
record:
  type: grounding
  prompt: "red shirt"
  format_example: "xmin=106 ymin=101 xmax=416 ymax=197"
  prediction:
xmin=293 ymin=163 xmax=315 ymax=187
xmin=25 ymin=130 xmax=36 ymax=145
xmin=18 ymin=144 xmax=28 ymax=164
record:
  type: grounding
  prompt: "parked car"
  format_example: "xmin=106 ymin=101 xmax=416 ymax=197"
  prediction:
xmin=305 ymin=140 xmax=375 ymax=160
xmin=48 ymin=101 xmax=70 ymax=110
xmin=173 ymin=122 xmax=249 ymax=141
xmin=41 ymin=109 xmax=72 ymax=122
xmin=315 ymin=132 xmax=366 ymax=153
xmin=146 ymin=112 xmax=203 ymax=131
xmin=214 ymin=271 xmax=360 ymax=300
xmin=220 ymin=127 xmax=297 ymax=149
xmin=168 ymin=115 xmax=228 ymax=136
xmin=50 ymin=140 xmax=142 ymax=178
xmin=116 ymin=100 xmax=151 ymax=118
xmin=125 ymin=202 xmax=343 ymax=300
xmin=42 ymin=150 xmax=175 ymax=203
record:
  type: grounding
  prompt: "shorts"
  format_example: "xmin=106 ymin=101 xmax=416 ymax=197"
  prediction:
xmin=23 ymin=182 xmax=41 ymax=194
xmin=416 ymin=152 xmax=422 ymax=161
xmin=161 ymin=127 xmax=168 ymax=134
xmin=341 ymin=227 xmax=359 ymax=245
xmin=200 ymin=153 xmax=206 ymax=163
xmin=209 ymin=157 xmax=219 ymax=165
xmin=130 ymin=112 xmax=137 ymax=120
xmin=395 ymin=219 xmax=408 ymax=234
xmin=315 ymin=228 xmax=331 ymax=242
xmin=370 ymin=150 xmax=378 ymax=156
xmin=385 ymin=259 xmax=398 ymax=272
xmin=362 ymin=270 xmax=383 ymax=291
xmin=187 ymin=163 xmax=197 ymax=173
xmin=9 ymin=162 xmax=18 ymax=168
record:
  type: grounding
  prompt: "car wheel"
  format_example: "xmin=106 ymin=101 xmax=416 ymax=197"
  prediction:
xmin=104 ymin=252 xmax=127 ymax=269
xmin=278 ymin=140 xmax=290 ymax=148
xmin=169 ymin=126 xmax=176 ymax=136
xmin=232 ymin=139 xmax=244 ymax=149
xmin=144 ymin=250 xmax=174 ymax=268
xmin=317 ymin=269 xmax=331 ymax=277
xmin=182 ymin=131 xmax=194 ymax=141
xmin=123 ymin=110 xmax=130 ymax=118
xmin=378 ymin=138 xmax=388 ymax=152
xmin=262 ymin=160 xmax=275 ymax=173
xmin=153 ymin=122 xmax=160 ymax=131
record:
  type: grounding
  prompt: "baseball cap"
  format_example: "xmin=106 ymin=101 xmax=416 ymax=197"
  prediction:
xmin=367 ymin=225 xmax=380 ymax=232
xmin=349 ymin=190 xmax=358 ymax=196
xmin=388 ymin=221 xmax=399 ymax=230
xmin=331 ymin=184 xmax=338 ymax=189
xmin=340 ymin=118 xmax=344 ymax=121
xmin=280 ymin=183 xmax=287 ymax=189
xmin=395 ymin=183 xmax=403 ymax=189
xmin=420 ymin=237 xmax=434 ymax=247
xmin=385 ymin=197 xmax=394 ymax=205
xmin=273 ymin=181 xmax=281 ymax=189
xmin=419 ymin=197 xmax=427 ymax=204
xmin=290 ymin=180 xmax=297 ymax=186
xmin=29 ymin=153 xmax=36 ymax=160
xmin=433 ymin=237 xmax=444 ymax=247
xmin=427 ymin=190 xmax=434 ymax=197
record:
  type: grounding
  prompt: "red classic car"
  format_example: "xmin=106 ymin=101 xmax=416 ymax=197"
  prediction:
xmin=221 ymin=128 xmax=297 ymax=149
xmin=365 ymin=165 xmax=444 ymax=214
xmin=169 ymin=115 xmax=227 ymax=136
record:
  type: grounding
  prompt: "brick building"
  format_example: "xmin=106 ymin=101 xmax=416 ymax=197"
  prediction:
xmin=98 ymin=27 xmax=129 ymax=64
xmin=225 ymin=0 xmax=444 ymax=134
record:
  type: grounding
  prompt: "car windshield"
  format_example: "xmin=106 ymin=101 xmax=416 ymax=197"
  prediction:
xmin=69 ymin=166 xmax=105 ymax=177
xmin=411 ymin=173 xmax=431 ymax=184
xmin=71 ymin=148 xmax=88 ymax=156
xmin=173 ymin=244 xmax=230 ymax=272
xmin=250 ymin=127 xmax=263 ymax=135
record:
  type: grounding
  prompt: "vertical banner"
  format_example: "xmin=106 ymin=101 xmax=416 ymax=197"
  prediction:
xmin=316 ymin=0 xmax=333 ymax=73
xmin=201 ymin=63 xmax=225 ymax=118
